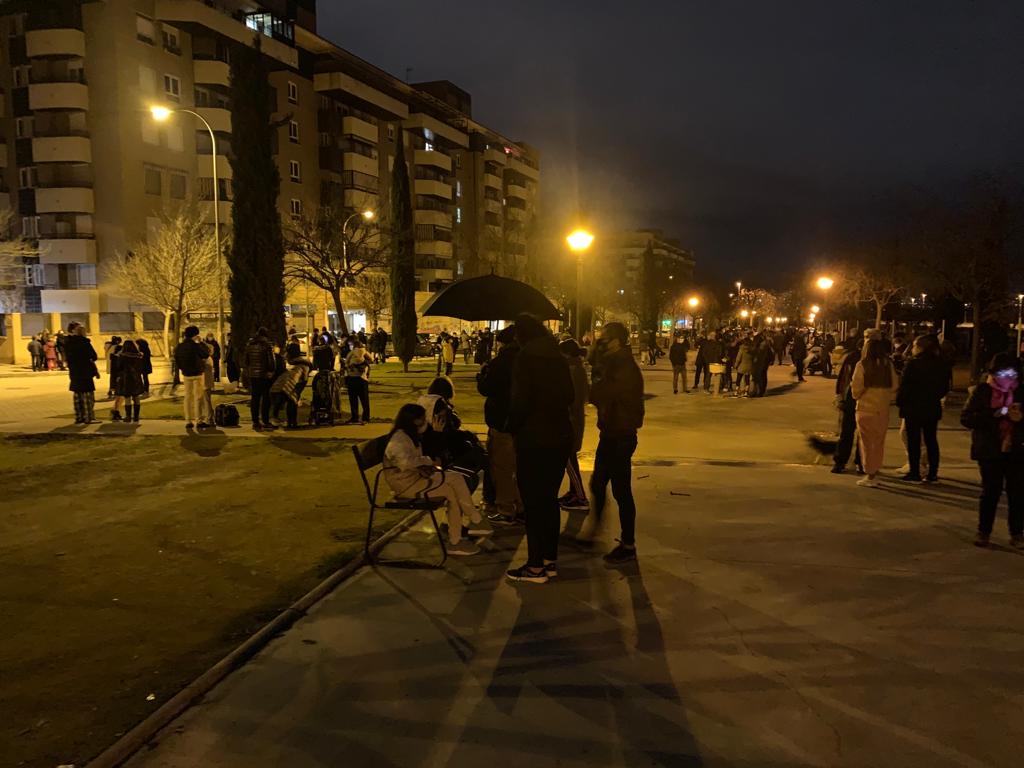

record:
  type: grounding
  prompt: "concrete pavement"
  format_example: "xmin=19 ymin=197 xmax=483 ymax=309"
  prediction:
xmin=116 ymin=365 xmax=1024 ymax=768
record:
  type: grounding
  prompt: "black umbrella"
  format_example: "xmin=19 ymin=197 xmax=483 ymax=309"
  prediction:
xmin=419 ymin=274 xmax=561 ymax=321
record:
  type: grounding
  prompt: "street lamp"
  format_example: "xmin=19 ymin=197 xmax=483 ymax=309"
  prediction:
xmin=566 ymin=228 xmax=595 ymax=340
xmin=151 ymin=104 xmax=225 ymax=358
xmin=811 ymin=305 xmax=821 ymax=314
xmin=687 ymin=296 xmax=700 ymax=309
xmin=816 ymin=276 xmax=834 ymax=291
xmin=335 ymin=208 xmax=376 ymax=332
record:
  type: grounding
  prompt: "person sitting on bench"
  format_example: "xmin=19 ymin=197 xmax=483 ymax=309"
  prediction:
xmin=383 ymin=403 xmax=492 ymax=556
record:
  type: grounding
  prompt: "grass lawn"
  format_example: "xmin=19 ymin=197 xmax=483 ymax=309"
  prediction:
xmin=0 ymin=434 xmax=412 ymax=767
xmin=88 ymin=360 xmax=487 ymax=427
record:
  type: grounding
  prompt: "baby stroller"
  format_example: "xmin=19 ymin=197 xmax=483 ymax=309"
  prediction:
xmin=309 ymin=369 xmax=343 ymax=425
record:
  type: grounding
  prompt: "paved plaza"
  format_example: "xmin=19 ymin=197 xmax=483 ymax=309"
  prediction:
xmin=83 ymin=363 xmax=1024 ymax=768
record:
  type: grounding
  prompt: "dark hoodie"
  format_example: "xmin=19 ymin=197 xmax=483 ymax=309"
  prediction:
xmin=477 ymin=342 xmax=519 ymax=431
xmin=590 ymin=345 xmax=645 ymax=437
xmin=507 ymin=334 xmax=574 ymax=447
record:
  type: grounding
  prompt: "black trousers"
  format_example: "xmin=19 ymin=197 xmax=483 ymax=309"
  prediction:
xmin=346 ymin=377 xmax=370 ymax=420
xmin=250 ymin=378 xmax=272 ymax=426
xmin=978 ymin=456 xmax=1024 ymax=536
xmin=590 ymin=432 xmax=639 ymax=545
xmin=213 ymin=356 xmax=221 ymax=382
xmin=834 ymin=402 xmax=862 ymax=469
xmin=793 ymin=358 xmax=806 ymax=380
xmin=905 ymin=417 xmax=940 ymax=478
xmin=694 ymin=361 xmax=710 ymax=390
xmin=516 ymin=439 xmax=570 ymax=567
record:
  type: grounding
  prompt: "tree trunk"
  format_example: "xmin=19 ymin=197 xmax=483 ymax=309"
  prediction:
xmin=162 ymin=311 xmax=171 ymax=368
xmin=970 ymin=301 xmax=982 ymax=384
xmin=330 ymin=288 xmax=349 ymax=336
xmin=874 ymin=300 xmax=884 ymax=329
xmin=171 ymin=309 xmax=183 ymax=386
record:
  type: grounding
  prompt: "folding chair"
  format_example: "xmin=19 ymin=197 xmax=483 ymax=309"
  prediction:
xmin=353 ymin=435 xmax=448 ymax=567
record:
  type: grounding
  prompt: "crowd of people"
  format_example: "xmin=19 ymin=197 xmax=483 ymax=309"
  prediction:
xmin=26 ymin=330 xmax=67 ymax=372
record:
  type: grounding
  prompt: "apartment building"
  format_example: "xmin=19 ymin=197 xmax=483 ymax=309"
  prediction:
xmin=0 ymin=0 xmax=539 ymax=358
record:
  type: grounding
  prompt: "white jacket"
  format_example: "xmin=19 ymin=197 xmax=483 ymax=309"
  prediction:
xmin=851 ymin=360 xmax=897 ymax=414
xmin=383 ymin=430 xmax=434 ymax=497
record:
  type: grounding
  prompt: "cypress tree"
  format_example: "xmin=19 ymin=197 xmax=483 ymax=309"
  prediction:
xmin=227 ymin=38 xmax=287 ymax=349
xmin=389 ymin=128 xmax=418 ymax=372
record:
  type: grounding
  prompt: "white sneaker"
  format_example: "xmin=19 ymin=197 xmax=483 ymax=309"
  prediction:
xmin=856 ymin=476 xmax=879 ymax=488
xmin=446 ymin=539 xmax=480 ymax=556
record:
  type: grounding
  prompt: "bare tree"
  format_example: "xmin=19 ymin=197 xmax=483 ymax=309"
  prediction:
xmin=350 ymin=272 xmax=390 ymax=329
xmin=0 ymin=209 xmax=39 ymax=313
xmin=107 ymin=202 xmax=219 ymax=358
xmin=832 ymin=245 xmax=914 ymax=329
xmin=283 ymin=205 xmax=389 ymax=336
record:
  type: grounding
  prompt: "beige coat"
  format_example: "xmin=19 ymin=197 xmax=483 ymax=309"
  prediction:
xmin=851 ymin=360 xmax=898 ymax=414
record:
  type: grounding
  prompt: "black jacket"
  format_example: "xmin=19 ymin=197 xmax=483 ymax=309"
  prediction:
xmin=897 ymin=355 xmax=951 ymax=422
xmin=590 ymin=346 xmax=645 ymax=437
xmin=508 ymin=335 xmax=574 ymax=447
xmin=174 ymin=338 xmax=210 ymax=377
xmin=477 ymin=343 xmax=518 ymax=431
xmin=669 ymin=340 xmax=689 ymax=366
xmin=700 ymin=338 xmax=725 ymax=365
xmin=791 ymin=337 xmax=807 ymax=361
xmin=961 ymin=382 xmax=1024 ymax=462
xmin=65 ymin=334 xmax=98 ymax=393
xmin=244 ymin=336 xmax=276 ymax=380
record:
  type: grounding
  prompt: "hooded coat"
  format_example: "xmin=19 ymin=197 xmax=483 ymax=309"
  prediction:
xmin=508 ymin=334 xmax=574 ymax=447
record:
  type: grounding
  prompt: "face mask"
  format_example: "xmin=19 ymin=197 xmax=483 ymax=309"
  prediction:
xmin=416 ymin=420 xmax=428 ymax=435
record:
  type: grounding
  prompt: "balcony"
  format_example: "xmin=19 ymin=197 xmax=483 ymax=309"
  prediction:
xmin=415 ymin=209 xmax=450 ymax=228
xmin=28 ymin=82 xmax=89 ymax=111
xmin=484 ymin=147 xmax=508 ymax=166
xmin=343 ymin=152 xmax=378 ymax=177
xmin=197 ymin=154 xmax=232 ymax=180
xmin=484 ymin=199 xmax=502 ymax=216
xmin=36 ymin=187 xmax=94 ymax=214
xmin=506 ymin=206 xmax=528 ymax=223
xmin=196 ymin=107 xmax=231 ymax=134
xmin=343 ymin=188 xmax=378 ymax=212
xmin=414 ymin=179 xmax=452 ymax=200
xmin=26 ymin=29 xmax=86 ymax=58
xmin=154 ymin=0 xmax=298 ymax=68
xmin=342 ymin=116 xmax=378 ymax=145
xmin=200 ymin=199 xmax=232 ymax=225
xmin=506 ymin=183 xmax=528 ymax=201
xmin=405 ymin=113 xmax=468 ymax=149
xmin=509 ymin=156 xmax=540 ymax=181
xmin=41 ymin=288 xmax=100 ymax=314
xmin=32 ymin=136 xmax=91 ymax=163
xmin=417 ymin=267 xmax=454 ymax=284
xmin=193 ymin=59 xmax=230 ymax=88
xmin=483 ymin=173 xmax=503 ymax=191
xmin=415 ymin=240 xmax=453 ymax=259
xmin=414 ymin=150 xmax=451 ymax=173
xmin=39 ymin=237 xmax=97 ymax=265
xmin=313 ymin=72 xmax=408 ymax=120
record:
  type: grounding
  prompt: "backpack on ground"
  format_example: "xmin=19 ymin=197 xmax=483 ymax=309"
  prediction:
xmin=215 ymin=403 xmax=240 ymax=427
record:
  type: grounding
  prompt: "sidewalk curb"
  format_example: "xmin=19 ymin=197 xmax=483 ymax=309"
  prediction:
xmin=86 ymin=509 xmax=425 ymax=768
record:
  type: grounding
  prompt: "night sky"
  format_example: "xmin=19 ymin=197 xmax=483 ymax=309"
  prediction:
xmin=318 ymin=1 xmax=1024 ymax=285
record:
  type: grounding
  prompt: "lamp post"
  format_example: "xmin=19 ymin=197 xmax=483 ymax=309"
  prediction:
xmin=151 ymin=105 xmax=225 ymax=360
xmin=337 ymin=208 xmax=375 ymax=334
xmin=566 ymin=228 xmax=595 ymax=341
xmin=815 ymin=275 xmax=834 ymax=333
xmin=687 ymin=296 xmax=700 ymax=332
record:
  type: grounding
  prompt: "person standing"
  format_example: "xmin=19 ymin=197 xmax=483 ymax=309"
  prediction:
xmin=114 ymin=340 xmax=146 ymax=422
xmin=43 ymin=335 xmax=57 ymax=371
xmin=174 ymin=326 xmax=210 ymax=431
xmin=960 ymin=354 xmax=1024 ymax=548
xmin=108 ymin=337 xmax=124 ymax=417
xmin=65 ymin=322 xmax=100 ymax=424
xmin=478 ymin=325 xmax=522 ymax=525
xmin=505 ymin=315 xmax=575 ymax=584
xmin=791 ymin=333 xmax=808 ymax=382
xmin=441 ymin=334 xmax=455 ymax=376
xmin=586 ymin=321 xmax=645 ymax=564
xmin=700 ymin=331 xmax=724 ymax=394
xmin=105 ymin=336 xmax=122 ymax=398
xmin=224 ymin=332 xmax=240 ymax=387
xmin=244 ymin=327 xmax=277 ymax=431
xmin=27 ymin=335 xmax=43 ymax=372
xmin=734 ymin=336 xmax=754 ymax=396
xmin=692 ymin=333 xmax=708 ymax=392
xmin=54 ymin=329 xmax=67 ymax=370
xmin=205 ymin=332 xmax=222 ymax=383
xmin=832 ymin=335 xmax=863 ymax=474
xmin=851 ymin=338 xmax=898 ymax=487
xmin=136 ymin=338 xmax=153 ymax=393
xmin=897 ymin=335 xmax=950 ymax=482
xmin=558 ymin=338 xmax=590 ymax=511
xmin=344 ymin=340 xmax=373 ymax=424
xmin=669 ymin=332 xmax=690 ymax=394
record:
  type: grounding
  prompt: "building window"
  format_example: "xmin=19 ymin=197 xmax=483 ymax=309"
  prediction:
xmin=162 ymin=26 xmax=181 ymax=54
xmin=18 ymin=167 xmax=37 ymax=188
xmin=9 ymin=14 xmax=25 ymax=37
xmin=319 ymin=132 xmax=331 ymax=147
xmin=288 ymin=120 xmax=299 ymax=144
xmin=144 ymin=165 xmax=163 ymax=196
xmin=287 ymin=81 xmax=298 ymax=104
xmin=163 ymin=74 xmax=181 ymax=102
xmin=454 ymin=153 xmax=462 ymax=169
xmin=136 ymin=14 xmax=155 ymax=44
xmin=289 ymin=160 xmax=301 ymax=182
xmin=289 ymin=198 xmax=302 ymax=218
xmin=12 ymin=66 xmax=29 ymax=88
xmin=138 ymin=65 xmax=156 ymax=95
xmin=169 ymin=172 xmax=187 ymax=200
xmin=387 ymin=124 xmax=395 ymax=141
xmin=21 ymin=216 xmax=39 ymax=239
xmin=455 ymin=206 xmax=462 ymax=224
xmin=456 ymin=181 xmax=462 ymax=199
xmin=15 ymin=117 xmax=33 ymax=139
xmin=424 ymin=141 xmax=435 ymax=153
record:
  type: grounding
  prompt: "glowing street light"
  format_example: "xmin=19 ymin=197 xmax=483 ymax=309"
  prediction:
xmin=687 ymin=296 xmax=700 ymax=309
xmin=816 ymin=276 xmax=834 ymax=291
xmin=740 ymin=309 xmax=750 ymax=318
xmin=566 ymin=228 xmax=595 ymax=340
xmin=151 ymin=104 xmax=225 ymax=356
xmin=811 ymin=305 xmax=821 ymax=314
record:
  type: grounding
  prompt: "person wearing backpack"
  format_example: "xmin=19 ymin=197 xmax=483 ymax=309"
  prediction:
xmin=174 ymin=326 xmax=210 ymax=431
xmin=344 ymin=340 xmax=373 ymax=424
xmin=244 ymin=327 xmax=277 ymax=431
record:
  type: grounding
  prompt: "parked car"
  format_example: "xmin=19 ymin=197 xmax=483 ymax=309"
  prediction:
xmin=385 ymin=333 xmax=436 ymax=359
